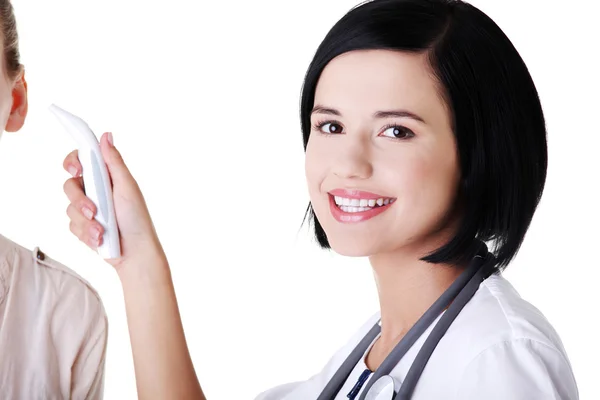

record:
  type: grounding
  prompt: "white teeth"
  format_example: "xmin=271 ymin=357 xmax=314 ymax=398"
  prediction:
xmin=333 ymin=194 xmax=395 ymax=212
xmin=341 ymin=205 xmax=373 ymax=213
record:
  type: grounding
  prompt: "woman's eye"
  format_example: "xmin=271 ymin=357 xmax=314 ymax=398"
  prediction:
xmin=319 ymin=122 xmax=343 ymax=134
xmin=381 ymin=125 xmax=415 ymax=139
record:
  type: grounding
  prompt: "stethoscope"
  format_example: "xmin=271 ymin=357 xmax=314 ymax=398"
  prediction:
xmin=316 ymin=242 xmax=497 ymax=400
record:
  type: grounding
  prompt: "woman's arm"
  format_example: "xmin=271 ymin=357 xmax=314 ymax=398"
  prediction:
xmin=63 ymin=132 xmax=206 ymax=399
xmin=118 ymin=254 xmax=205 ymax=400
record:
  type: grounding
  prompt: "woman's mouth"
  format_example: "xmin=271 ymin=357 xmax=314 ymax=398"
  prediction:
xmin=327 ymin=189 xmax=396 ymax=223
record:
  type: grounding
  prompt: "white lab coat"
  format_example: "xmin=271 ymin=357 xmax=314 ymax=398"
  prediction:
xmin=256 ymin=273 xmax=578 ymax=399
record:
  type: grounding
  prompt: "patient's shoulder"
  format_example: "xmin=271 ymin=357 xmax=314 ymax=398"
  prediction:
xmin=0 ymin=234 xmax=106 ymax=327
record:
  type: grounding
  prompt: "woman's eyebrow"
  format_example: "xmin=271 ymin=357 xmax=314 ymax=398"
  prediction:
xmin=374 ymin=110 xmax=425 ymax=123
xmin=311 ymin=105 xmax=425 ymax=123
xmin=311 ymin=105 xmax=340 ymax=116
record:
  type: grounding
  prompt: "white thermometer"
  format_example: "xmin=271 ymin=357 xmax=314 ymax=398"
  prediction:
xmin=49 ymin=104 xmax=121 ymax=259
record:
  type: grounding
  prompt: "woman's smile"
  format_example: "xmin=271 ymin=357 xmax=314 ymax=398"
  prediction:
xmin=328 ymin=188 xmax=396 ymax=223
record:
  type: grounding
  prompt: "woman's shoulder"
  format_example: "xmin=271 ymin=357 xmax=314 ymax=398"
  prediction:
xmin=461 ymin=273 xmax=567 ymax=351
xmin=406 ymin=273 xmax=578 ymax=398
xmin=0 ymin=234 xmax=108 ymax=399
xmin=447 ymin=273 xmax=579 ymax=397
xmin=433 ymin=273 xmax=579 ymax=397
xmin=0 ymin=233 xmax=106 ymax=328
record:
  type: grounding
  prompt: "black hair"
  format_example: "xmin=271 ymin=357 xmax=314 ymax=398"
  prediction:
xmin=300 ymin=0 xmax=547 ymax=269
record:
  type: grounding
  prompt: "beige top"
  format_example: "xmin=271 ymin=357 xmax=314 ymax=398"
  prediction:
xmin=0 ymin=234 xmax=107 ymax=399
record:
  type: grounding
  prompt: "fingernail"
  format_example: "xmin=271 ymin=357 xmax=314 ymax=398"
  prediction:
xmin=107 ymin=132 xmax=114 ymax=147
xmin=68 ymin=166 xmax=78 ymax=177
xmin=82 ymin=207 xmax=94 ymax=220
xmin=90 ymin=226 xmax=101 ymax=240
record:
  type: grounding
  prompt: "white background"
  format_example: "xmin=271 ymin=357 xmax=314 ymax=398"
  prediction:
xmin=1 ymin=0 xmax=597 ymax=398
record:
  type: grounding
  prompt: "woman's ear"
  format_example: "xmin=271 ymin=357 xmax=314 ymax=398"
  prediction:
xmin=5 ymin=69 xmax=28 ymax=132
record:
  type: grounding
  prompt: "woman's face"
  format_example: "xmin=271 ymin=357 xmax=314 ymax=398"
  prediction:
xmin=305 ymin=49 xmax=460 ymax=257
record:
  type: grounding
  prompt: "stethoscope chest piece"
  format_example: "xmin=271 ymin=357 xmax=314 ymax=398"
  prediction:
xmin=364 ymin=375 xmax=397 ymax=400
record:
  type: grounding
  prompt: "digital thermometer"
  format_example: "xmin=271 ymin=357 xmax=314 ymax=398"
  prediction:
xmin=49 ymin=104 xmax=121 ymax=259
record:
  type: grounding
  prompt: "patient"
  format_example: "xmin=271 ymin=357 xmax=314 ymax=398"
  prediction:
xmin=0 ymin=1 xmax=108 ymax=398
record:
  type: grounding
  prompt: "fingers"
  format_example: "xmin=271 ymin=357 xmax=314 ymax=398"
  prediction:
xmin=99 ymin=132 xmax=136 ymax=188
xmin=63 ymin=177 xmax=96 ymax=220
xmin=67 ymin=203 xmax=104 ymax=248
xmin=63 ymin=150 xmax=82 ymax=177
xmin=64 ymin=175 xmax=103 ymax=248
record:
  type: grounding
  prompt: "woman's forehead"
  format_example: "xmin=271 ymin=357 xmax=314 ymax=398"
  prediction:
xmin=314 ymin=50 xmax=449 ymax=124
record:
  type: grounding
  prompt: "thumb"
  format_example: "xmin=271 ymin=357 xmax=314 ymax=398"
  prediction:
xmin=99 ymin=132 xmax=133 ymax=187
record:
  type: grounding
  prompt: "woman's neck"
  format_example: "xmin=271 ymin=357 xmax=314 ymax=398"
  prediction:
xmin=366 ymin=241 xmax=465 ymax=367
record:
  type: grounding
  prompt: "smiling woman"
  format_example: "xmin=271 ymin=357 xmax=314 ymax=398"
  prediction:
xmin=59 ymin=0 xmax=578 ymax=399
xmin=288 ymin=0 xmax=576 ymax=397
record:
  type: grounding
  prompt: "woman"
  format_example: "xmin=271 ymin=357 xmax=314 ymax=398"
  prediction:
xmin=0 ymin=1 xmax=107 ymax=398
xmin=63 ymin=0 xmax=578 ymax=399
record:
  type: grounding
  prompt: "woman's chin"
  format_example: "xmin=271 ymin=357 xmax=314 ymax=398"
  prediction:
xmin=327 ymin=237 xmax=379 ymax=258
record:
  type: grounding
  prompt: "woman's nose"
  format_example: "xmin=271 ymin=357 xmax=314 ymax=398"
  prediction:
xmin=332 ymin=138 xmax=373 ymax=180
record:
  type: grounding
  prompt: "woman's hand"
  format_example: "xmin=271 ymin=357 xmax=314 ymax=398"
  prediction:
xmin=63 ymin=132 xmax=164 ymax=272
xmin=62 ymin=132 xmax=205 ymax=399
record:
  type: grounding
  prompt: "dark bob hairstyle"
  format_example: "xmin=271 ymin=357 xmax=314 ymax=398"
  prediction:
xmin=300 ymin=0 xmax=547 ymax=269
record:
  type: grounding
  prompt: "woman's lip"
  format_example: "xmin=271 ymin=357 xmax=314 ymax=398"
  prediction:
xmin=328 ymin=194 xmax=393 ymax=223
xmin=328 ymin=188 xmax=394 ymax=200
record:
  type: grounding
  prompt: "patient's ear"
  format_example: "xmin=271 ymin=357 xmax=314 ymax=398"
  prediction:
xmin=5 ymin=70 xmax=28 ymax=132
